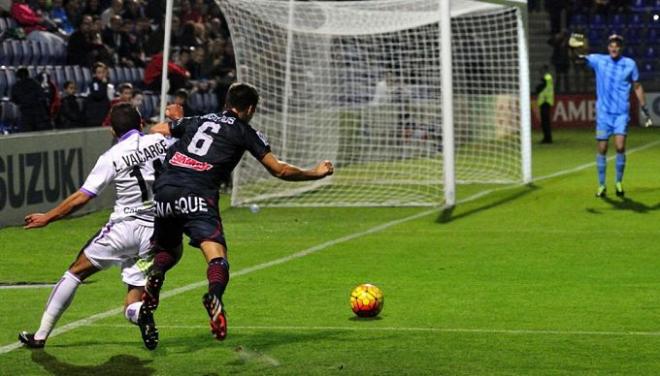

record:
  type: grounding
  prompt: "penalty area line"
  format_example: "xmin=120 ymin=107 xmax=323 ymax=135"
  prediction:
xmin=90 ymin=323 xmax=660 ymax=337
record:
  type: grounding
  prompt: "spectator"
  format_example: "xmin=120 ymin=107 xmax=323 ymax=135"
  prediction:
xmin=57 ymin=81 xmax=84 ymax=129
xmin=65 ymin=0 xmax=83 ymax=29
xmin=88 ymin=31 xmax=115 ymax=67
xmin=37 ymin=71 xmax=60 ymax=122
xmin=11 ymin=0 xmax=65 ymax=45
xmin=11 ymin=68 xmax=52 ymax=132
xmin=102 ymin=82 xmax=133 ymax=126
xmin=123 ymin=0 xmax=143 ymax=21
xmin=180 ymin=20 xmax=200 ymax=48
xmin=119 ymin=31 xmax=145 ymax=67
xmin=50 ymin=0 xmax=74 ymax=35
xmin=186 ymin=47 xmax=205 ymax=80
xmin=84 ymin=0 xmax=102 ymax=16
xmin=180 ymin=0 xmax=201 ymax=24
xmin=144 ymin=16 xmax=181 ymax=55
xmin=67 ymin=15 xmax=94 ymax=65
xmin=143 ymin=51 xmax=190 ymax=94
xmin=131 ymin=89 xmax=144 ymax=111
xmin=83 ymin=62 xmax=113 ymax=127
xmin=100 ymin=0 xmax=123 ymax=28
xmin=101 ymin=14 xmax=125 ymax=54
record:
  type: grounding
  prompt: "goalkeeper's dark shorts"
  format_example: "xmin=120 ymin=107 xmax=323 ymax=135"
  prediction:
xmin=152 ymin=185 xmax=226 ymax=250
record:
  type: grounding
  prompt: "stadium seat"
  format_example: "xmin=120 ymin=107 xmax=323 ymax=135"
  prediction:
xmin=204 ymin=92 xmax=219 ymax=113
xmin=631 ymin=0 xmax=649 ymax=11
xmin=137 ymin=68 xmax=145 ymax=83
xmin=624 ymin=45 xmax=637 ymax=58
xmin=5 ymin=69 xmax=16 ymax=97
xmin=654 ymin=0 xmax=660 ymax=11
xmin=624 ymin=28 xmax=642 ymax=45
xmin=39 ymin=41 xmax=53 ymax=65
xmin=140 ymin=94 xmax=153 ymax=118
xmin=0 ymin=70 xmax=7 ymax=99
xmin=108 ymin=67 xmax=118 ymax=85
xmin=53 ymin=43 xmax=66 ymax=64
xmin=6 ymin=18 xmax=17 ymax=29
xmin=569 ymin=13 xmax=587 ymax=29
xmin=643 ymin=46 xmax=658 ymax=58
xmin=0 ymin=100 xmax=20 ymax=128
xmin=627 ymin=12 xmax=645 ymax=29
xmin=590 ymin=14 xmax=607 ymax=30
xmin=0 ymin=18 xmax=7 ymax=33
xmin=645 ymin=28 xmax=658 ymax=43
xmin=0 ymin=43 xmax=10 ymax=66
xmin=72 ymin=66 xmax=85 ymax=90
xmin=189 ymin=92 xmax=204 ymax=114
xmin=9 ymin=40 xmax=23 ymax=66
xmin=609 ymin=14 xmax=626 ymax=28
xmin=63 ymin=66 xmax=76 ymax=89
xmin=26 ymin=66 xmax=37 ymax=78
xmin=81 ymin=67 xmax=92 ymax=88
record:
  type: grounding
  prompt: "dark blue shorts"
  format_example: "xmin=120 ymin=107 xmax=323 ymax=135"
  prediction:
xmin=152 ymin=186 xmax=226 ymax=250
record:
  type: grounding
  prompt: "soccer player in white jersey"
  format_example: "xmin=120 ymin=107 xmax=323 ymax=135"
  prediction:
xmin=18 ymin=103 xmax=174 ymax=350
xmin=572 ymin=34 xmax=652 ymax=197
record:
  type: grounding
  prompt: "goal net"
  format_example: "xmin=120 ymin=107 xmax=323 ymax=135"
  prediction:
xmin=219 ymin=0 xmax=531 ymax=207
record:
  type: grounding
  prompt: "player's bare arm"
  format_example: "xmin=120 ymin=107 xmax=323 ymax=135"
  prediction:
xmin=259 ymin=152 xmax=334 ymax=181
xmin=24 ymin=190 xmax=93 ymax=229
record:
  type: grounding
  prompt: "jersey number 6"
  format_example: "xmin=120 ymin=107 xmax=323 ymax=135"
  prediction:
xmin=188 ymin=122 xmax=221 ymax=157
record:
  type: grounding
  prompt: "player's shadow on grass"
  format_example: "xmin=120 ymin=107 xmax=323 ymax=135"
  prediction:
xmin=436 ymin=184 xmax=539 ymax=224
xmin=31 ymin=350 xmax=155 ymax=376
xmin=598 ymin=196 xmax=660 ymax=213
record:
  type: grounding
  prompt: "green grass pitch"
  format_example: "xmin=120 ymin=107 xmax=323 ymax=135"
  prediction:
xmin=2 ymin=128 xmax=660 ymax=375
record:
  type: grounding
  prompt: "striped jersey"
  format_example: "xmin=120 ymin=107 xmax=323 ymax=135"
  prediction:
xmin=585 ymin=54 xmax=639 ymax=115
xmin=81 ymin=129 xmax=172 ymax=224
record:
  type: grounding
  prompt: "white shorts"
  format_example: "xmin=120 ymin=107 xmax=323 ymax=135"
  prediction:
xmin=82 ymin=219 xmax=154 ymax=287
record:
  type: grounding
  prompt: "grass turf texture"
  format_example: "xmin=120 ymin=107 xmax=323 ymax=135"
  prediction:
xmin=2 ymin=128 xmax=660 ymax=374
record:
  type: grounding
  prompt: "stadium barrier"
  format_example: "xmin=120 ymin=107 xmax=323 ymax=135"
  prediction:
xmin=0 ymin=128 xmax=114 ymax=228
xmin=531 ymin=94 xmax=640 ymax=128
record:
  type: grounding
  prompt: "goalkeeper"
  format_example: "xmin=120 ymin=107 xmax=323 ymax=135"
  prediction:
xmin=569 ymin=33 xmax=652 ymax=198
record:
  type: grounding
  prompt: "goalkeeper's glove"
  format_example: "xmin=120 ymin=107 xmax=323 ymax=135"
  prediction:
xmin=641 ymin=105 xmax=653 ymax=128
xmin=568 ymin=33 xmax=586 ymax=48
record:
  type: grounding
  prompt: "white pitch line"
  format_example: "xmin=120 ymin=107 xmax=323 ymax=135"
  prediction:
xmin=0 ymin=284 xmax=55 ymax=290
xmin=2 ymin=138 xmax=659 ymax=355
xmin=89 ymin=323 xmax=660 ymax=338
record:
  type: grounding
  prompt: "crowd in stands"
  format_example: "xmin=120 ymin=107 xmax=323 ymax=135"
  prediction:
xmin=0 ymin=0 xmax=237 ymax=133
xmin=531 ymin=0 xmax=659 ymax=93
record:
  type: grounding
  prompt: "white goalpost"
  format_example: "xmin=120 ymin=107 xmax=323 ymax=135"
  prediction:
xmin=218 ymin=0 xmax=531 ymax=207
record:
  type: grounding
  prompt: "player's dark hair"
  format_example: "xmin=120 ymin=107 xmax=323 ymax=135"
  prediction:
xmin=225 ymin=83 xmax=259 ymax=112
xmin=608 ymin=34 xmax=624 ymax=46
xmin=110 ymin=102 xmax=142 ymax=137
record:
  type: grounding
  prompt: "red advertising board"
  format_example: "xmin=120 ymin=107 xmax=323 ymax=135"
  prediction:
xmin=531 ymin=94 xmax=639 ymax=128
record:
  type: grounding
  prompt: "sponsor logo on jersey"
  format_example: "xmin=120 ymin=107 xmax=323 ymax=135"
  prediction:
xmin=169 ymin=151 xmax=213 ymax=171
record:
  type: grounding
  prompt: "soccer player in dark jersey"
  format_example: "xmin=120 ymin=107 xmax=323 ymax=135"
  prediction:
xmin=142 ymin=82 xmax=334 ymax=348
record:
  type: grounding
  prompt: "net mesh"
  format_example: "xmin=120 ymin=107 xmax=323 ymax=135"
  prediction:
xmin=219 ymin=0 xmax=523 ymax=207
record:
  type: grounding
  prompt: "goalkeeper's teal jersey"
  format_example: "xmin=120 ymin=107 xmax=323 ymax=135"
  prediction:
xmin=585 ymin=54 xmax=639 ymax=116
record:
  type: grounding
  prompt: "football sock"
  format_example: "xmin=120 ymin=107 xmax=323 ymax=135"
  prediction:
xmin=615 ymin=152 xmax=625 ymax=183
xmin=207 ymin=257 xmax=230 ymax=300
xmin=596 ymin=154 xmax=607 ymax=186
xmin=35 ymin=271 xmax=81 ymax=341
xmin=124 ymin=301 xmax=143 ymax=325
xmin=153 ymin=250 xmax=178 ymax=274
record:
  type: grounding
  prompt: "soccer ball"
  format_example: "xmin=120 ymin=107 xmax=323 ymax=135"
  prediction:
xmin=350 ymin=283 xmax=384 ymax=318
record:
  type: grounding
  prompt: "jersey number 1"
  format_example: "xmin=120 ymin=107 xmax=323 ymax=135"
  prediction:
xmin=188 ymin=122 xmax=221 ymax=156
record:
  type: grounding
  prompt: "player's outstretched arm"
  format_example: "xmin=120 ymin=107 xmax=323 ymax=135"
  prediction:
xmin=24 ymin=190 xmax=93 ymax=229
xmin=259 ymin=152 xmax=334 ymax=181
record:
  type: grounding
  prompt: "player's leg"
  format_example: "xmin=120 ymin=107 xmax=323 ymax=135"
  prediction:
xmin=612 ymin=114 xmax=629 ymax=197
xmin=184 ymin=199 xmax=229 ymax=340
xmin=200 ymin=241 xmax=230 ymax=341
xmin=595 ymin=114 xmax=612 ymax=197
xmin=18 ymin=228 xmax=107 ymax=348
